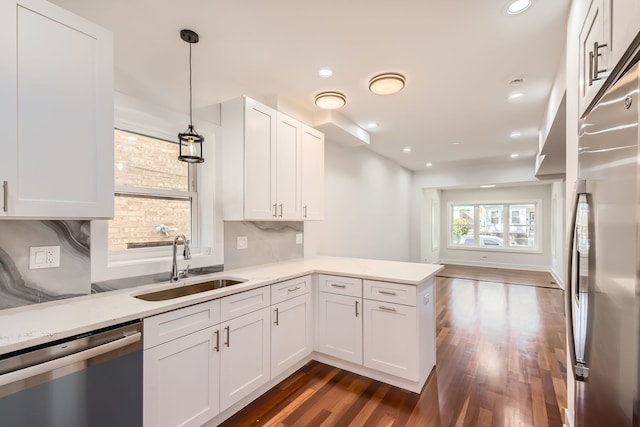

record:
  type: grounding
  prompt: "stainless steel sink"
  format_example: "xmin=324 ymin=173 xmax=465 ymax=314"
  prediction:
xmin=134 ymin=278 xmax=246 ymax=301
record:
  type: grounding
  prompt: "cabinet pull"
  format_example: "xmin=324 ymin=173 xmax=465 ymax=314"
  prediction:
xmin=303 ymin=205 xmax=308 ymax=218
xmin=278 ymin=203 xmax=283 ymax=218
xmin=379 ymin=305 xmax=397 ymax=312
xmin=2 ymin=181 xmax=7 ymax=213
xmin=590 ymin=41 xmax=608 ymax=86
xmin=224 ymin=326 xmax=230 ymax=347
xmin=378 ymin=290 xmax=397 ymax=296
xmin=287 ymin=286 xmax=300 ymax=292
xmin=355 ymin=300 xmax=359 ymax=317
xmin=273 ymin=203 xmax=278 ymax=218
xmin=214 ymin=330 xmax=220 ymax=352
xmin=274 ymin=308 xmax=279 ymax=325
xmin=331 ymin=283 xmax=346 ymax=288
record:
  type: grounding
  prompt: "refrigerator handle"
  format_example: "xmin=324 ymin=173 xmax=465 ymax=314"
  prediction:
xmin=565 ymin=179 xmax=588 ymax=381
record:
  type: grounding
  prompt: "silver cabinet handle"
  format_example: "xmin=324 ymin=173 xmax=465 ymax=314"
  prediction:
xmin=379 ymin=290 xmax=397 ymax=296
xmin=287 ymin=286 xmax=300 ymax=292
xmin=331 ymin=283 xmax=346 ymax=288
xmin=588 ymin=50 xmax=594 ymax=87
xmin=273 ymin=203 xmax=277 ymax=218
xmin=355 ymin=300 xmax=359 ymax=317
xmin=303 ymin=205 xmax=308 ymax=218
xmin=2 ymin=181 xmax=7 ymax=213
xmin=224 ymin=325 xmax=230 ymax=347
xmin=278 ymin=203 xmax=283 ymax=218
xmin=379 ymin=305 xmax=396 ymax=312
xmin=589 ymin=41 xmax=608 ymax=86
xmin=274 ymin=308 xmax=279 ymax=325
xmin=214 ymin=329 xmax=220 ymax=352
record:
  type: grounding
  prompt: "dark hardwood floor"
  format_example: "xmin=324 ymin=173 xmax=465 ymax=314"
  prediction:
xmin=220 ymin=272 xmax=567 ymax=427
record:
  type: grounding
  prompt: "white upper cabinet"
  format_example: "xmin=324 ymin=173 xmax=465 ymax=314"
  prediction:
xmin=578 ymin=0 xmax=640 ymax=116
xmin=301 ymin=125 xmax=325 ymax=220
xmin=0 ymin=0 xmax=114 ymax=218
xmin=221 ymin=96 xmax=323 ymax=220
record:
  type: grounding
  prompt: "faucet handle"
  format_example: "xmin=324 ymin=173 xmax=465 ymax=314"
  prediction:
xmin=178 ymin=264 xmax=190 ymax=278
xmin=183 ymin=244 xmax=191 ymax=260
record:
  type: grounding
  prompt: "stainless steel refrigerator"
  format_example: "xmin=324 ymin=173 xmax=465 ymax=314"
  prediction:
xmin=566 ymin=60 xmax=640 ymax=426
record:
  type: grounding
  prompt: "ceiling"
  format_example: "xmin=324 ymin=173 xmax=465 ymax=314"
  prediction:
xmin=49 ymin=0 xmax=571 ymax=172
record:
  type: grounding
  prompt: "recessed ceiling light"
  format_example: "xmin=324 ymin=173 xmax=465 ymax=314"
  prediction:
xmin=507 ymin=0 xmax=532 ymax=15
xmin=480 ymin=184 xmax=496 ymax=188
xmin=510 ymin=131 xmax=521 ymax=138
xmin=403 ymin=147 xmax=412 ymax=153
xmin=318 ymin=68 xmax=333 ymax=78
xmin=367 ymin=122 xmax=379 ymax=128
xmin=314 ymin=92 xmax=346 ymax=110
xmin=452 ymin=142 xmax=461 ymax=145
xmin=369 ymin=73 xmax=406 ymax=95
xmin=426 ymin=162 xmax=433 ymax=167
xmin=509 ymin=92 xmax=524 ymax=100
xmin=510 ymin=153 xmax=519 ymax=158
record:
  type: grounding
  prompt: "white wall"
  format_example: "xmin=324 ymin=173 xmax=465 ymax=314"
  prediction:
xmin=420 ymin=189 xmax=441 ymax=264
xmin=305 ymin=141 xmax=413 ymax=261
xmin=550 ymin=181 xmax=565 ymax=287
xmin=437 ymin=184 xmax=552 ymax=271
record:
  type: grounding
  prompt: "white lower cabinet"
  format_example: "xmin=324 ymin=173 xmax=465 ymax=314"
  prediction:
xmin=271 ymin=292 xmax=313 ymax=378
xmin=317 ymin=291 xmax=363 ymax=364
xmin=363 ymin=300 xmax=418 ymax=380
xmin=219 ymin=306 xmax=271 ymax=411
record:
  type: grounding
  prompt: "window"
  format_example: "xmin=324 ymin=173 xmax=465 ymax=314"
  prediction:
xmin=109 ymin=129 xmax=197 ymax=253
xmin=450 ymin=202 xmax=538 ymax=251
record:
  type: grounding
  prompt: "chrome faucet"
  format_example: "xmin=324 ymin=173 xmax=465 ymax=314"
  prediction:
xmin=170 ymin=234 xmax=191 ymax=282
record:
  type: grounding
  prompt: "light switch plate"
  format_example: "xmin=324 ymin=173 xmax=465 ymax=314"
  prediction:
xmin=237 ymin=236 xmax=248 ymax=250
xmin=29 ymin=246 xmax=60 ymax=269
xmin=295 ymin=233 xmax=303 ymax=244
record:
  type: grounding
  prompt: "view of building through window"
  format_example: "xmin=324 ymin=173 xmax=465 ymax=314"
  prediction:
xmin=109 ymin=129 xmax=194 ymax=251
xmin=451 ymin=203 xmax=537 ymax=250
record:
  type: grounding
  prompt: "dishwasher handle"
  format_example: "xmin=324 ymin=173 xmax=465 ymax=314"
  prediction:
xmin=0 ymin=332 xmax=141 ymax=387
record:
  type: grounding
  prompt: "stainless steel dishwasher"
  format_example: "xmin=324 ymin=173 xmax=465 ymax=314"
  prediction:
xmin=0 ymin=320 xmax=143 ymax=427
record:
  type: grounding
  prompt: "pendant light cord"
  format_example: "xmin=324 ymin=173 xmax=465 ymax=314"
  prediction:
xmin=189 ymin=42 xmax=193 ymax=128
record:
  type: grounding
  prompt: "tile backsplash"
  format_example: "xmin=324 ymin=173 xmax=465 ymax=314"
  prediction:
xmin=224 ymin=221 xmax=304 ymax=270
xmin=0 ymin=220 xmax=91 ymax=310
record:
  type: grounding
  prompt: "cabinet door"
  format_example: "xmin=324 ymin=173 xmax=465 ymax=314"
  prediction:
xmin=275 ymin=113 xmax=302 ymax=220
xmin=363 ymin=300 xmax=418 ymax=381
xmin=317 ymin=292 xmax=362 ymax=364
xmin=301 ymin=125 xmax=325 ymax=220
xmin=579 ymin=0 xmax=611 ymax=116
xmin=0 ymin=0 xmax=113 ymax=218
xmin=244 ymin=98 xmax=277 ymax=220
xmin=271 ymin=293 xmax=312 ymax=378
xmin=220 ymin=307 xmax=271 ymax=411
xmin=143 ymin=327 xmax=220 ymax=427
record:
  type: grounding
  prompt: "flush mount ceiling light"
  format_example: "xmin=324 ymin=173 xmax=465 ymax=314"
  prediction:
xmin=507 ymin=0 xmax=531 ymax=14
xmin=368 ymin=73 xmax=406 ymax=95
xmin=177 ymin=29 xmax=204 ymax=163
xmin=314 ymin=91 xmax=346 ymax=110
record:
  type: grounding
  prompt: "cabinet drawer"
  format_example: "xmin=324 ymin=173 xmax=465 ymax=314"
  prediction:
xmin=221 ymin=286 xmax=270 ymax=322
xmin=271 ymin=275 xmax=311 ymax=305
xmin=144 ymin=299 xmax=220 ymax=349
xmin=363 ymin=280 xmax=416 ymax=306
xmin=318 ymin=274 xmax=362 ymax=297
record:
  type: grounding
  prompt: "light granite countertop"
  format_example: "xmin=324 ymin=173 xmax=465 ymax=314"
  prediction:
xmin=0 ymin=256 xmax=443 ymax=356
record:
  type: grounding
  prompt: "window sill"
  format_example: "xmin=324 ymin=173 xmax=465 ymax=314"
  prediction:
xmin=446 ymin=245 xmax=542 ymax=255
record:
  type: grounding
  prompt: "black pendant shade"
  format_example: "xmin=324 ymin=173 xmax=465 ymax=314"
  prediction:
xmin=178 ymin=29 xmax=204 ymax=163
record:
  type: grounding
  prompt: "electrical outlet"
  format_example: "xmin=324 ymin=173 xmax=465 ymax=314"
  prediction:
xmin=237 ymin=236 xmax=248 ymax=250
xmin=295 ymin=233 xmax=303 ymax=244
xmin=29 ymin=246 xmax=60 ymax=269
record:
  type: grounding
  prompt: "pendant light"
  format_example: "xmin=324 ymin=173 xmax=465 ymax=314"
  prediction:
xmin=178 ymin=29 xmax=204 ymax=163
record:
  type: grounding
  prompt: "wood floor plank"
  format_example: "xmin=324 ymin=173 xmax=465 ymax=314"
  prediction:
xmin=220 ymin=267 xmax=567 ymax=427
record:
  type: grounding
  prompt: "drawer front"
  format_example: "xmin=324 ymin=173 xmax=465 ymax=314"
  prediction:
xmin=363 ymin=280 xmax=416 ymax=306
xmin=271 ymin=275 xmax=311 ymax=305
xmin=221 ymin=286 xmax=270 ymax=322
xmin=144 ymin=299 xmax=220 ymax=349
xmin=318 ymin=274 xmax=362 ymax=297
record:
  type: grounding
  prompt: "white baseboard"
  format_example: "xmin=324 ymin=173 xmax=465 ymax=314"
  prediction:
xmin=438 ymin=259 xmax=549 ymax=272
xmin=550 ymin=269 xmax=565 ymax=290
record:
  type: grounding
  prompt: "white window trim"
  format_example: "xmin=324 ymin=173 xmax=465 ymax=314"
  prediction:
xmin=446 ymin=199 xmax=543 ymax=254
xmin=91 ymin=92 xmax=223 ymax=283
